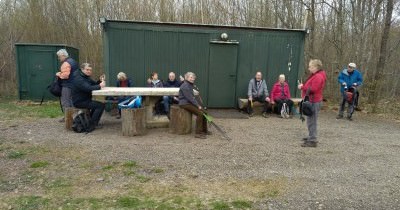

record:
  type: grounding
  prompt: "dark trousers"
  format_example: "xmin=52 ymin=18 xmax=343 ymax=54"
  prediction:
xmin=180 ymin=104 xmax=208 ymax=134
xmin=247 ymin=97 xmax=270 ymax=114
xmin=339 ymin=91 xmax=359 ymax=117
xmin=274 ymin=99 xmax=294 ymax=114
xmin=75 ymin=100 xmax=105 ymax=126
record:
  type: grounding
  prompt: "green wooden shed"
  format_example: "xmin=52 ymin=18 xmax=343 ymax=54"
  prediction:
xmin=101 ymin=19 xmax=306 ymax=108
xmin=15 ymin=43 xmax=79 ymax=101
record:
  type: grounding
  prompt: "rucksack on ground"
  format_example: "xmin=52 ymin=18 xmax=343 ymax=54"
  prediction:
xmin=72 ymin=111 xmax=92 ymax=133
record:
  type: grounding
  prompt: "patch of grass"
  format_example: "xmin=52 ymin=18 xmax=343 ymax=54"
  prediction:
xmin=0 ymin=100 xmax=62 ymax=121
xmin=102 ymin=165 xmax=114 ymax=170
xmin=7 ymin=150 xmax=25 ymax=159
xmin=123 ymin=160 xmax=137 ymax=168
xmin=151 ymin=168 xmax=164 ymax=174
xmin=266 ymin=189 xmax=280 ymax=198
xmin=45 ymin=177 xmax=73 ymax=195
xmin=211 ymin=200 xmax=230 ymax=210
xmin=123 ymin=170 xmax=136 ymax=176
xmin=136 ymin=175 xmax=151 ymax=183
xmin=232 ymin=200 xmax=252 ymax=209
xmin=13 ymin=195 xmax=49 ymax=210
xmin=117 ymin=196 xmax=141 ymax=208
xmin=30 ymin=161 xmax=49 ymax=168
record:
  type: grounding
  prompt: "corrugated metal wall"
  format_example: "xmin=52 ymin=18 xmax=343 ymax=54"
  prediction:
xmin=103 ymin=20 xmax=305 ymax=108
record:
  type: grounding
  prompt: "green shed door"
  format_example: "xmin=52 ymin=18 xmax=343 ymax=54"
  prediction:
xmin=28 ymin=50 xmax=56 ymax=100
xmin=207 ymin=42 xmax=238 ymax=108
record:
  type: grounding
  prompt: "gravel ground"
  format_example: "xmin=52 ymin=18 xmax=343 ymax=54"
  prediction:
xmin=1 ymin=109 xmax=400 ymax=209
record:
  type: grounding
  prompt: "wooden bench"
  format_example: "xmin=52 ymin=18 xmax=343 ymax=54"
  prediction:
xmin=169 ymin=105 xmax=192 ymax=134
xmin=65 ymin=107 xmax=89 ymax=130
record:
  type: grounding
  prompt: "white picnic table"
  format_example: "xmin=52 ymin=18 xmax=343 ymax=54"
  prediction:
xmin=92 ymin=87 xmax=190 ymax=128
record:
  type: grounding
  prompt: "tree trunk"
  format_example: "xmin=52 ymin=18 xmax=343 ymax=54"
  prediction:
xmin=368 ymin=0 xmax=394 ymax=112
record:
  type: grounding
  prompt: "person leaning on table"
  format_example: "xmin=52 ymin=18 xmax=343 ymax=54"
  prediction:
xmin=179 ymin=72 xmax=209 ymax=139
xmin=71 ymin=63 xmax=106 ymax=131
xmin=297 ymin=59 xmax=327 ymax=148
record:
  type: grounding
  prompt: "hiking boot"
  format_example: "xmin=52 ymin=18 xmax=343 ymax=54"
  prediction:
xmin=262 ymin=112 xmax=268 ymax=118
xmin=302 ymin=137 xmax=309 ymax=141
xmin=249 ymin=112 xmax=254 ymax=117
xmin=336 ymin=114 xmax=343 ymax=119
xmin=301 ymin=141 xmax=317 ymax=147
xmin=195 ymin=134 xmax=207 ymax=139
xmin=347 ymin=116 xmax=353 ymax=121
xmin=58 ymin=117 xmax=65 ymax=123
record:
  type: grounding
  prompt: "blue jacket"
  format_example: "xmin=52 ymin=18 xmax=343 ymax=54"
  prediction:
xmin=61 ymin=57 xmax=79 ymax=88
xmin=338 ymin=69 xmax=363 ymax=93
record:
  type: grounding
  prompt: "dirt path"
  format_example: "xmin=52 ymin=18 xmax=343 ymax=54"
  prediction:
xmin=1 ymin=110 xmax=400 ymax=209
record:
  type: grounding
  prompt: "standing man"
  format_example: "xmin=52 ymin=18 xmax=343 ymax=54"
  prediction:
xmin=163 ymin=72 xmax=183 ymax=115
xmin=55 ymin=49 xmax=79 ymax=122
xmin=247 ymin=71 xmax=271 ymax=118
xmin=337 ymin=63 xmax=363 ymax=120
xmin=71 ymin=63 xmax=106 ymax=131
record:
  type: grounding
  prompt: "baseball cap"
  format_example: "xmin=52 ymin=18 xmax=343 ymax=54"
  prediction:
xmin=348 ymin=63 xmax=357 ymax=68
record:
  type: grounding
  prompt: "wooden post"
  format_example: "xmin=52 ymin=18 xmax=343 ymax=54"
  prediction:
xmin=65 ymin=107 xmax=89 ymax=130
xmin=169 ymin=105 xmax=192 ymax=134
xmin=122 ymin=108 xmax=147 ymax=136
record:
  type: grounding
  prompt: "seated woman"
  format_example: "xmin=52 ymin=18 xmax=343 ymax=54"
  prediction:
xmin=270 ymin=74 xmax=294 ymax=117
xmin=147 ymin=72 xmax=163 ymax=88
xmin=114 ymin=72 xmax=133 ymax=119
xmin=179 ymin=72 xmax=209 ymax=139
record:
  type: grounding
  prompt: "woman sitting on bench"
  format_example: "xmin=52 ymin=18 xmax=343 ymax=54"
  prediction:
xmin=270 ymin=74 xmax=294 ymax=117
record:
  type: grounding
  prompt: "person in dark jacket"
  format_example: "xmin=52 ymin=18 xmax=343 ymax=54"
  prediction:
xmin=71 ymin=63 xmax=106 ymax=130
xmin=337 ymin=62 xmax=363 ymax=120
xmin=55 ymin=49 xmax=79 ymax=122
xmin=179 ymin=72 xmax=209 ymax=139
xmin=163 ymin=72 xmax=183 ymax=115
xmin=298 ymin=59 xmax=327 ymax=147
xmin=247 ymin=71 xmax=271 ymax=118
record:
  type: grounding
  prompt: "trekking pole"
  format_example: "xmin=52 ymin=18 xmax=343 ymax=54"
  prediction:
xmin=202 ymin=112 xmax=231 ymax=141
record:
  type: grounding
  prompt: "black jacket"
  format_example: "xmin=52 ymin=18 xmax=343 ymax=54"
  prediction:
xmin=178 ymin=80 xmax=199 ymax=106
xmin=164 ymin=79 xmax=182 ymax=88
xmin=71 ymin=70 xmax=101 ymax=106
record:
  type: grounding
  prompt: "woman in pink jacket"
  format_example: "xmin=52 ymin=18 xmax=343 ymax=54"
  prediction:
xmin=298 ymin=59 xmax=327 ymax=147
xmin=270 ymin=74 xmax=294 ymax=117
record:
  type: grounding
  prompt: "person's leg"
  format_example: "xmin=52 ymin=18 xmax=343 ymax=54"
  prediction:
xmin=247 ymin=98 xmax=254 ymax=115
xmin=60 ymin=87 xmax=73 ymax=112
xmin=180 ymin=104 xmax=206 ymax=137
xmin=286 ymin=99 xmax=294 ymax=114
xmin=87 ymin=101 xmax=105 ymax=126
xmin=163 ymin=96 xmax=170 ymax=114
xmin=307 ymin=102 xmax=321 ymax=141
xmin=275 ymin=99 xmax=284 ymax=115
xmin=338 ymin=94 xmax=346 ymax=118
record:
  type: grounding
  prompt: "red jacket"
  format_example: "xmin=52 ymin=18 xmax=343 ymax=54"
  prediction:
xmin=301 ymin=70 xmax=327 ymax=103
xmin=270 ymin=81 xmax=291 ymax=102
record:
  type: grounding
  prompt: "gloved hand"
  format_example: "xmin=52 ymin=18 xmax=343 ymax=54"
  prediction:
xmin=353 ymin=83 xmax=358 ymax=86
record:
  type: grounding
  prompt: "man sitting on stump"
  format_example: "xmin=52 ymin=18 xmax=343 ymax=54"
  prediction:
xmin=247 ymin=71 xmax=271 ymax=117
xmin=71 ymin=63 xmax=106 ymax=131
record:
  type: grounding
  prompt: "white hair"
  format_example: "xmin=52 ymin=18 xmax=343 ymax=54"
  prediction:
xmin=117 ymin=72 xmax=127 ymax=80
xmin=279 ymin=74 xmax=285 ymax=79
xmin=184 ymin=72 xmax=196 ymax=80
xmin=56 ymin=49 xmax=69 ymax=57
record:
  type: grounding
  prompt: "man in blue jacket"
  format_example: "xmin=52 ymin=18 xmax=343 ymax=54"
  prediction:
xmin=337 ymin=63 xmax=363 ymax=120
xmin=72 ymin=63 xmax=106 ymax=130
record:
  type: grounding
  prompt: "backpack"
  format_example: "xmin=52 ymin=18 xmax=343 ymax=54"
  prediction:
xmin=281 ymin=102 xmax=290 ymax=119
xmin=48 ymin=78 xmax=62 ymax=97
xmin=72 ymin=111 xmax=92 ymax=133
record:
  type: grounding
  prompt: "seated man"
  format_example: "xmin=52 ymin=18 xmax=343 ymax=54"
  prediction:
xmin=163 ymin=72 xmax=183 ymax=115
xmin=71 ymin=63 xmax=106 ymax=131
xmin=247 ymin=71 xmax=271 ymax=118
xmin=270 ymin=74 xmax=294 ymax=117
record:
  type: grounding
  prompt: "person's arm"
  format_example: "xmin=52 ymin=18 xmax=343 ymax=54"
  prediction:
xmin=262 ymin=80 xmax=270 ymax=102
xmin=286 ymin=83 xmax=291 ymax=99
xmin=75 ymin=77 xmax=101 ymax=93
xmin=338 ymin=71 xmax=346 ymax=86
xmin=181 ymin=86 xmax=199 ymax=107
xmin=247 ymin=80 xmax=253 ymax=99
xmin=270 ymin=83 xmax=276 ymax=102
xmin=305 ymin=75 xmax=324 ymax=94
xmin=56 ymin=62 xmax=71 ymax=79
